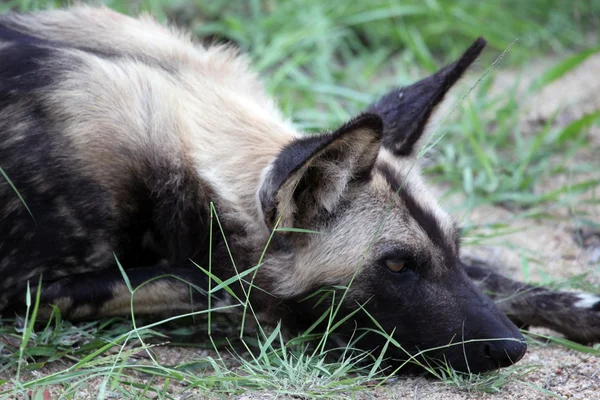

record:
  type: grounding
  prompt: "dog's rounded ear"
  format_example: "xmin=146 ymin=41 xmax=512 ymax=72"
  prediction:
xmin=259 ymin=113 xmax=383 ymax=231
xmin=366 ymin=38 xmax=487 ymax=157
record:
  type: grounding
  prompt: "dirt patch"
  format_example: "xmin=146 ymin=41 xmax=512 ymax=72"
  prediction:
xmin=458 ymin=54 xmax=600 ymax=282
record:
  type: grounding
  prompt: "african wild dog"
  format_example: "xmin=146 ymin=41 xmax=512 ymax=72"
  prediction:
xmin=1 ymin=6 xmax=599 ymax=374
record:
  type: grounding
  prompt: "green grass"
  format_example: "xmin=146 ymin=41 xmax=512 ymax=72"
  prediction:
xmin=1 ymin=0 xmax=599 ymax=399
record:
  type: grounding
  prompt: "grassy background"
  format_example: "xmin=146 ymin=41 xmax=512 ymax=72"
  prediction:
xmin=0 ymin=0 xmax=599 ymax=399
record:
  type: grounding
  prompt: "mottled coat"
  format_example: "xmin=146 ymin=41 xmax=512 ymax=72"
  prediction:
xmin=0 ymin=6 xmax=598 ymax=374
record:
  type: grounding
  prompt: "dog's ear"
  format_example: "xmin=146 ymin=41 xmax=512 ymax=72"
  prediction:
xmin=366 ymin=38 xmax=487 ymax=156
xmin=259 ymin=114 xmax=383 ymax=231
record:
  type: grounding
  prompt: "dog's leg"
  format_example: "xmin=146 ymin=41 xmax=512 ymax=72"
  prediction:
xmin=463 ymin=257 xmax=600 ymax=344
xmin=4 ymin=264 xmax=237 ymax=320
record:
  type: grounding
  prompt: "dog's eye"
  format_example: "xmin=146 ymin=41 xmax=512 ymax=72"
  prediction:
xmin=385 ymin=259 xmax=406 ymax=273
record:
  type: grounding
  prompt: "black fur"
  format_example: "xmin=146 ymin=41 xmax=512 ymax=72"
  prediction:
xmin=464 ymin=260 xmax=600 ymax=345
xmin=0 ymin=28 xmax=224 ymax=313
xmin=5 ymin=264 xmax=218 ymax=318
xmin=368 ymin=38 xmax=487 ymax=156
xmin=0 ymin=23 xmax=56 ymax=46
xmin=0 ymin=99 xmax=110 ymax=303
xmin=0 ymin=20 xmax=171 ymax=72
xmin=284 ymin=255 xmax=526 ymax=374
xmin=259 ymin=131 xmax=338 ymax=227
xmin=377 ymin=163 xmax=457 ymax=265
xmin=259 ymin=113 xmax=383 ymax=228
xmin=0 ymin=44 xmax=57 ymax=95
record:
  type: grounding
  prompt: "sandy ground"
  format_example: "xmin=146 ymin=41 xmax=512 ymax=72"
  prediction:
xmin=1 ymin=54 xmax=599 ymax=400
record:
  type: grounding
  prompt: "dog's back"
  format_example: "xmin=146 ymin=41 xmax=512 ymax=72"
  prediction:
xmin=0 ymin=6 xmax=294 ymax=315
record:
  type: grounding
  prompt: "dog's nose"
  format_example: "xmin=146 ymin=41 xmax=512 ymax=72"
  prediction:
xmin=484 ymin=338 xmax=528 ymax=368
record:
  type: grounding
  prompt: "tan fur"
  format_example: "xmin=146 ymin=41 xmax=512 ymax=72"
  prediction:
xmin=265 ymin=126 xmax=382 ymax=230
xmin=263 ymin=138 xmax=459 ymax=298
xmin=264 ymin=171 xmax=448 ymax=298
xmin=50 ymin=296 xmax=73 ymax=310
xmin=70 ymin=304 xmax=95 ymax=319
xmin=99 ymin=281 xmax=197 ymax=316
xmin=1 ymin=6 xmax=459 ymax=306
xmin=6 ymin=6 xmax=301 ymax=238
xmin=378 ymin=148 xmax=458 ymax=250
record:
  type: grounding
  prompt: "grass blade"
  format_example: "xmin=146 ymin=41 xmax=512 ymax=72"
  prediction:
xmin=0 ymin=166 xmax=35 ymax=224
xmin=531 ymin=46 xmax=600 ymax=90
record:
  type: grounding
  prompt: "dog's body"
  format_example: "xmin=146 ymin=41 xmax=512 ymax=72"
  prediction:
xmin=0 ymin=6 xmax=598 ymax=374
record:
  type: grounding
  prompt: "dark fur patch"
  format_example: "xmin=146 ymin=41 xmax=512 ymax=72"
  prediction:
xmin=0 ymin=112 xmax=224 ymax=314
xmin=0 ymin=99 xmax=112 ymax=303
xmin=0 ymin=23 xmax=56 ymax=45
xmin=0 ymin=20 xmax=244 ymax=316
xmin=377 ymin=163 xmax=457 ymax=264
xmin=0 ymin=19 xmax=171 ymax=74
xmin=133 ymin=160 xmax=217 ymax=264
xmin=260 ymin=133 xmax=335 ymax=225
xmin=0 ymin=40 xmax=216 ymax=314
xmin=463 ymin=258 xmax=600 ymax=345
xmin=367 ymin=38 xmax=486 ymax=156
xmin=0 ymin=43 xmax=57 ymax=95
xmin=4 ymin=264 xmax=225 ymax=319
xmin=259 ymin=113 xmax=382 ymax=227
